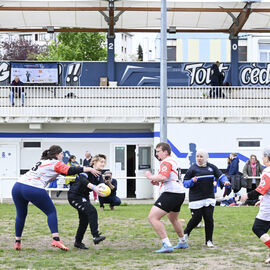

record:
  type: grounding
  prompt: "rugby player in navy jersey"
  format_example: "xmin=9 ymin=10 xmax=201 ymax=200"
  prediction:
xmin=183 ymin=149 xmax=230 ymax=247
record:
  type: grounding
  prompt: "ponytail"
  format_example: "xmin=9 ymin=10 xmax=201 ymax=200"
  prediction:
xmin=41 ymin=149 xmax=50 ymax=160
xmin=41 ymin=145 xmax=63 ymax=160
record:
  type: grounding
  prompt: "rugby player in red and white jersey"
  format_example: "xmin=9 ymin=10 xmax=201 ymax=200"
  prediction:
xmin=241 ymin=146 xmax=270 ymax=264
xmin=145 ymin=142 xmax=186 ymax=253
xmin=12 ymin=145 xmax=102 ymax=251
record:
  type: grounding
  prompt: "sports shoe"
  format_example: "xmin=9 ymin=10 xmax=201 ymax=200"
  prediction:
xmin=74 ymin=242 xmax=88 ymax=249
xmin=173 ymin=242 xmax=188 ymax=249
xmin=206 ymin=240 xmax=214 ymax=247
xmin=93 ymin=234 xmax=106 ymax=245
xmin=51 ymin=240 xmax=69 ymax=251
xmin=110 ymin=205 xmax=114 ymax=210
xmin=265 ymin=254 xmax=270 ymax=264
xmin=14 ymin=242 xmax=21 ymax=250
xmin=154 ymin=243 xmax=173 ymax=253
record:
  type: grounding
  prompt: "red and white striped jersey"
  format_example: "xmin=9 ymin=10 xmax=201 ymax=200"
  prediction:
xmin=18 ymin=159 xmax=70 ymax=189
xmin=158 ymin=156 xmax=185 ymax=194
xmin=256 ymin=166 xmax=270 ymax=221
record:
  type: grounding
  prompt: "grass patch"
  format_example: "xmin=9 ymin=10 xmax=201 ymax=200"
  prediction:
xmin=0 ymin=203 xmax=268 ymax=269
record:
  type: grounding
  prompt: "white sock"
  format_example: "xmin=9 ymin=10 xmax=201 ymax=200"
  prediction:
xmin=162 ymin=237 xmax=172 ymax=247
xmin=179 ymin=236 xmax=186 ymax=243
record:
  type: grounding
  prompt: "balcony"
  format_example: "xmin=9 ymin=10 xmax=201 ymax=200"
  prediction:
xmin=1 ymin=86 xmax=270 ymax=123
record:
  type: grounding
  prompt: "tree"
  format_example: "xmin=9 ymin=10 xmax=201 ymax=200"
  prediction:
xmin=137 ymin=44 xmax=143 ymax=61
xmin=0 ymin=39 xmax=45 ymax=60
xmin=37 ymin=32 xmax=107 ymax=61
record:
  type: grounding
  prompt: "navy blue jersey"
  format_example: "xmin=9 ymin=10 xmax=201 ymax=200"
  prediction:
xmin=184 ymin=163 xmax=223 ymax=202
xmin=68 ymin=172 xmax=104 ymax=199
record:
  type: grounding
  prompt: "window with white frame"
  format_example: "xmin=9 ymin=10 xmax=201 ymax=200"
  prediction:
xmin=259 ymin=43 xmax=270 ymax=62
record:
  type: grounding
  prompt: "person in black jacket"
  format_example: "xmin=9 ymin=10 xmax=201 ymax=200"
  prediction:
xmin=68 ymin=154 xmax=106 ymax=249
xmin=10 ymin=76 xmax=25 ymax=106
xmin=183 ymin=149 xmax=230 ymax=247
xmin=209 ymin=61 xmax=225 ymax=98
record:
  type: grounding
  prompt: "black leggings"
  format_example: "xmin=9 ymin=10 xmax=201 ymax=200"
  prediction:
xmin=184 ymin=205 xmax=214 ymax=243
xmin=252 ymin=218 xmax=270 ymax=239
xmin=68 ymin=193 xmax=99 ymax=243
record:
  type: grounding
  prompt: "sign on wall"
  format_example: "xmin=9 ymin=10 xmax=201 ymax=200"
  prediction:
xmin=0 ymin=61 xmax=270 ymax=86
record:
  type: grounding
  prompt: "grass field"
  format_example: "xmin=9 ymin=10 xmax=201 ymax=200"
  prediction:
xmin=0 ymin=202 xmax=269 ymax=270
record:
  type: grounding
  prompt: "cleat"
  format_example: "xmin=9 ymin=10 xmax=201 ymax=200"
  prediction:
xmin=93 ymin=234 xmax=106 ymax=245
xmin=14 ymin=242 xmax=21 ymax=250
xmin=206 ymin=240 xmax=214 ymax=248
xmin=265 ymin=254 xmax=270 ymax=264
xmin=154 ymin=243 xmax=173 ymax=253
xmin=173 ymin=242 xmax=188 ymax=249
xmin=74 ymin=242 xmax=88 ymax=249
xmin=51 ymin=240 xmax=69 ymax=251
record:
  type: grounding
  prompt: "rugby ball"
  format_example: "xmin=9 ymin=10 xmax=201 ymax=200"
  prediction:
xmin=97 ymin=183 xmax=111 ymax=197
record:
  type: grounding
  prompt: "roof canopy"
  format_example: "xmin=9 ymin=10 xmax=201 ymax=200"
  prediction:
xmin=1 ymin=1 xmax=270 ymax=35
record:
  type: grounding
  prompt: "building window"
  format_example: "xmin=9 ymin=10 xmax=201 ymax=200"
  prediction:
xmin=239 ymin=46 xmax=247 ymax=61
xmin=238 ymin=140 xmax=260 ymax=148
xmin=23 ymin=142 xmax=41 ymax=148
xmin=167 ymin=46 xmax=176 ymax=61
xmin=19 ymin=34 xmax=32 ymax=42
xmin=259 ymin=43 xmax=270 ymax=62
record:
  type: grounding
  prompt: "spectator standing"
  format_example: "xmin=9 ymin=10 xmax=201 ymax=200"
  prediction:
xmin=10 ymin=76 xmax=24 ymax=106
xmin=83 ymin=151 xmax=92 ymax=167
xmin=66 ymin=155 xmax=80 ymax=187
xmin=209 ymin=61 xmax=224 ymax=98
xmin=243 ymin=154 xmax=263 ymax=192
xmin=183 ymin=149 xmax=230 ymax=247
xmin=227 ymin=153 xmax=239 ymax=176
xmin=99 ymin=171 xmax=121 ymax=211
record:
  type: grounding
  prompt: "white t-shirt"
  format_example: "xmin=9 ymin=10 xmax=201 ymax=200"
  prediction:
xmin=158 ymin=156 xmax=185 ymax=194
xmin=18 ymin=159 xmax=70 ymax=189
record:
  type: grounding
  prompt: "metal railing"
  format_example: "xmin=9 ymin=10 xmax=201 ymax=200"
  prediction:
xmin=1 ymin=86 xmax=270 ymax=119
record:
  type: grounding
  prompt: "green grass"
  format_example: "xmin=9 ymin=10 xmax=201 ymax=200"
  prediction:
xmin=0 ymin=203 xmax=268 ymax=269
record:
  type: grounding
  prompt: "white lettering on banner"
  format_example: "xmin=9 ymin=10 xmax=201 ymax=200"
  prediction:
xmin=0 ymin=62 xmax=10 ymax=82
xmin=184 ymin=63 xmax=229 ymax=85
xmin=241 ymin=63 xmax=270 ymax=85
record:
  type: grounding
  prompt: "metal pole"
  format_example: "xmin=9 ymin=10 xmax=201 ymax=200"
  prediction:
xmin=160 ymin=0 xmax=167 ymax=142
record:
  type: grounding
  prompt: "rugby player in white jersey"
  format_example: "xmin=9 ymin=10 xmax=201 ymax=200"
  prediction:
xmin=145 ymin=142 xmax=187 ymax=253
xmin=241 ymin=146 xmax=270 ymax=264
xmin=12 ymin=145 xmax=102 ymax=251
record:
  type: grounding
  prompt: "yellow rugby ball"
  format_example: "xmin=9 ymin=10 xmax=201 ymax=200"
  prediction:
xmin=97 ymin=183 xmax=111 ymax=197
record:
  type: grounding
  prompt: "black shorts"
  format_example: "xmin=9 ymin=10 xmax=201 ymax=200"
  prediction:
xmin=154 ymin=192 xmax=185 ymax=213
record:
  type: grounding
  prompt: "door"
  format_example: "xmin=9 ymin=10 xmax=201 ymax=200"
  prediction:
xmin=135 ymin=145 xmax=153 ymax=199
xmin=127 ymin=145 xmax=136 ymax=198
xmin=113 ymin=145 xmax=127 ymax=198
xmin=0 ymin=143 xmax=19 ymax=199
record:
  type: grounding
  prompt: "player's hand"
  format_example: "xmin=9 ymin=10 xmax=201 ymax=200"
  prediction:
xmin=255 ymin=200 xmax=261 ymax=207
xmin=193 ymin=177 xmax=197 ymax=183
xmin=224 ymin=181 xmax=230 ymax=186
xmin=84 ymin=167 xmax=100 ymax=177
xmin=151 ymin=180 xmax=159 ymax=186
xmin=94 ymin=185 xmax=103 ymax=196
xmin=145 ymin=171 xmax=152 ymax=179
xmin=213 ymin=181 xmax=217 ymax=187
xmin=240 ymin=193 xmax=248 ymax=202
